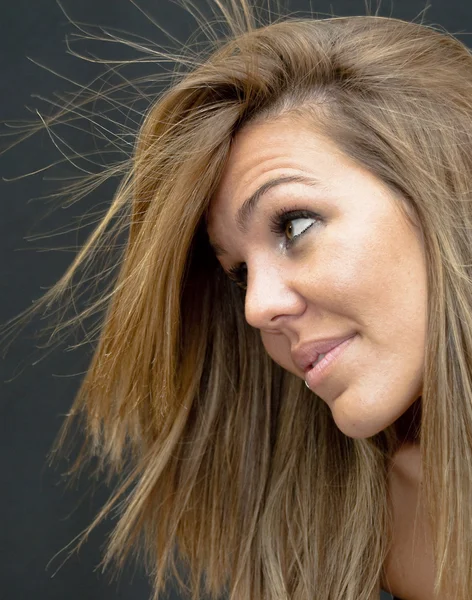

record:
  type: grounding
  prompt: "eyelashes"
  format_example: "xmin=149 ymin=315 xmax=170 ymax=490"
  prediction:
xmin=226 ymin=207 xmax=321 ymax=291
xmin=228 ymin=263 xmax=248 ymax=290
xmin=269 ymin=207 xmax=320 ymax=246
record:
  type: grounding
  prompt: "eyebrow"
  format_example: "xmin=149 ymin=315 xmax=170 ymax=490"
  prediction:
xmin=209 ymin=173 xmax=326 ymax=257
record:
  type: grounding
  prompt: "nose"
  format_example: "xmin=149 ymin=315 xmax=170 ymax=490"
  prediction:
xmin=244 ymin=261 xmax=305 ymax=330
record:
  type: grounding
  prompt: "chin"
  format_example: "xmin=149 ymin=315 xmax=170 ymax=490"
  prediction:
xmin=322 ymin=380 xmax=422 ymax=440
xmin=333 ymin=419 xmax=387 ymax=439
xmin=328 ymin=395 xmax=408 ymax=440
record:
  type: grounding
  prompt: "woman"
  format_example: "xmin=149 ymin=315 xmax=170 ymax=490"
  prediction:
xmin=4 ymin=1 xmax=472 ymax=598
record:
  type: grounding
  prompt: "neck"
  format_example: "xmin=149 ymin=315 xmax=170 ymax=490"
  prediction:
xmin=394 ymin=396 xmax=422 ymax=447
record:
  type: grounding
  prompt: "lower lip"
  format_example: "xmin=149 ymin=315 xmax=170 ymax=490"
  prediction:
xmin=305 ymin=336 xmax=356 ymax=390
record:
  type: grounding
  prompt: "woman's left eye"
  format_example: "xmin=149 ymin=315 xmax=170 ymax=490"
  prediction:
xmin=270 ymin=209 xmax=320 ymax=245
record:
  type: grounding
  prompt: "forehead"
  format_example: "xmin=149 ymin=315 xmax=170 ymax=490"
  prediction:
xmin=207 ymin=115 xmax=416 ymax=238
xmin=207 ymin=116 xmax=351 ymax=231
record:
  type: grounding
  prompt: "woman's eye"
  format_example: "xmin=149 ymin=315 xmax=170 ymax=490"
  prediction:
xmin=270 ymin=209 xmax=320 ymax=245
xmin=284 ymin=217 xmax=316 ymax=241
xmin=225 ymin=209 xmax=320 ymax=291
xmin=227 ymin=263 xmax=247 ymax=290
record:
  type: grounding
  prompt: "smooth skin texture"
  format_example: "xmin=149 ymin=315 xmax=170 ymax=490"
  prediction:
xmin=383 ymin=444 xmax=435 ymax=600
xmin=207 ymin=115 xmax=428 ymax=440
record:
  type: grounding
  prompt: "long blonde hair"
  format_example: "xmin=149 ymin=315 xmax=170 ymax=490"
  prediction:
xmin=3 ymin=1 xmax=472 ymax=598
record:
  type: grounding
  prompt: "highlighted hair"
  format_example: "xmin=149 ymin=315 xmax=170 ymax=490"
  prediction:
xmin=3 ymin=1 xmax=472 ymax=598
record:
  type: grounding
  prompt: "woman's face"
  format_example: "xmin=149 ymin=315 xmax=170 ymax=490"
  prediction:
xmin=207 ymin=115 xmax=427 ymax=439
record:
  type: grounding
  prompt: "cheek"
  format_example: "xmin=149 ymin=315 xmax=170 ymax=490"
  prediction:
xmin=295 ymin=232 xmax=370 ymax=321
xmin=258 ymin=212 xmax=427 ymax=380
xmin=302 ymin=216 xmax=421 ymax=325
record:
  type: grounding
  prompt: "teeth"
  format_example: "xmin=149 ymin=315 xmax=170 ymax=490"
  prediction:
xmin=312 ymin=353 xmax=326 ymax=368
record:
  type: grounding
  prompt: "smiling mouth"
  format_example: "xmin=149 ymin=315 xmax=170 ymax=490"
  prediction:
xmin=304 ymin=336 xmax=355 ymax=390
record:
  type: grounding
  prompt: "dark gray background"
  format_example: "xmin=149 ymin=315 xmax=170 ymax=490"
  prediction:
xmin=1 ymin=1 xmax=470 ymax=599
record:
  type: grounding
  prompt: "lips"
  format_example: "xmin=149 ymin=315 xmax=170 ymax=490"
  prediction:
xmin=291 ymin=334 xmax=356 ymax=373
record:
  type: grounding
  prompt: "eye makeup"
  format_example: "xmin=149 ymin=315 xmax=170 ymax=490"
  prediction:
xmin=224 ymin=206 xmax=322 ymax=290
xmin=268 ymin=206 xmax=321 ymax=249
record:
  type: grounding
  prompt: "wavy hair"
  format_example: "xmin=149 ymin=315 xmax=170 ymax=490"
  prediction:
xmin=3 ymin=1 xmax=472 ymax=598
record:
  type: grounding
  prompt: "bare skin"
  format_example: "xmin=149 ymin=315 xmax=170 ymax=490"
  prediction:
xmin=383 ymin=442 xmax=436 ymax=600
